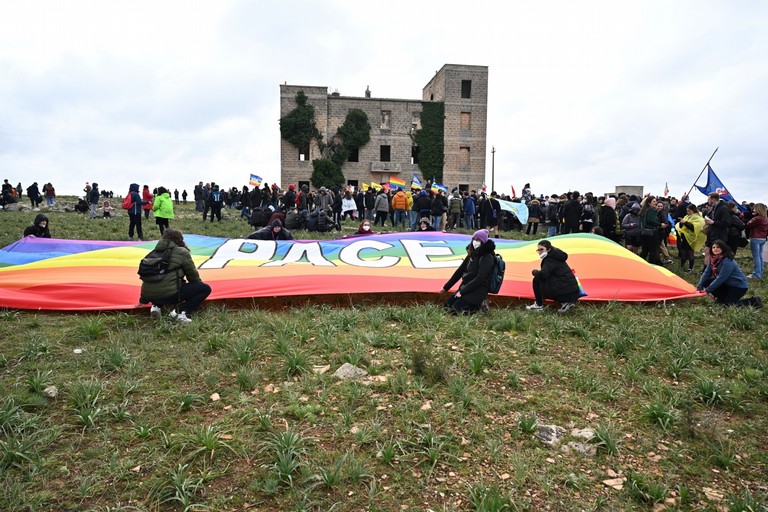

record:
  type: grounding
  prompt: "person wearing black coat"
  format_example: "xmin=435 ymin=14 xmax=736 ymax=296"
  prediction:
xmin=704 ymin=193 xmax=731 ymax=252
xmin=23 ymin=213 xmax=51 ymax=238
xmin=561 ymin=192 xmax=582 ymax=234
xmin=527 ymin=240 xmax=580 ymax=313
xmin=442 ymin=229 xmax=496 ymax=315
xmin=247 ymin=219 xmax=294 ymax=240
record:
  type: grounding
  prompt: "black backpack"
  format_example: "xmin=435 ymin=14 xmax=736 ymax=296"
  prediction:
xmin=137 ymin=249 xmax=173 ymax=282
xmin=487 ymin=253 xmax=505 ymax=294
xmin=250 ymin=207 xmax=269 ymax=227
xmin=306 ymin=210 xmax=319 ymax=231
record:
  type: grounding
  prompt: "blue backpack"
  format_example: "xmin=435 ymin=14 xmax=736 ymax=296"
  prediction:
xmin=487 ymin=253 xmax=505 ymax=294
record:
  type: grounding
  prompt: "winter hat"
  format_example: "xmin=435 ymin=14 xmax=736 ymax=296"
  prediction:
xmin=420 ymin=190 xmax=427 ymax=196
xmin=271 ymin=219 xmax=283 ymax=228
xmin=472 ymin=229 xmax=489 ymax=244
xmin=129 ymin=183 xmax=139 ymax=192
xmin=631 ymin=203 xmax=641 ymax=211
xmin=289 ymin=184 xmax=295 ymax=190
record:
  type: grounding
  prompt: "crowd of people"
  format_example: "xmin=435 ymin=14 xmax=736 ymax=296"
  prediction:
xmin=11 ymin=177 xmax=766 ymax=321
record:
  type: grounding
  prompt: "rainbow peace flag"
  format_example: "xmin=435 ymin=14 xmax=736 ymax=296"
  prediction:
xmin=0 ymin=234 xmax=699 ymax=311
xmin=249 ymin=174 xmax=262 ymax=187
xmin=411 ymin=174 xmax=423 ymax=190
xmin=390 ymin=176 xmax=406 ymax=189
xmin=431 ymin=183 xmax=448 ymax=193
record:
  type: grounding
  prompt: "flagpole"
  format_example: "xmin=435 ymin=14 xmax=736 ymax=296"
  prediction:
xmin=686 ymin=147 xmax=718 ymax=198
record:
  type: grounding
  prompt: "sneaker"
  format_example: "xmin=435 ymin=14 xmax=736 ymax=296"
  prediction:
xmin=746 ymin=274 xmax=755 ymax=279
xmin=525 ymin=303 xmax=544 ymax=311
xmin=149 ymin=305 xmax=162 ymax=318
xmin=752 ymin=296 xmax=763 ymax=309
xmin=664 ymin=259 xmax=673 ymax=265
xmin=176 ymin=311 xmax=192 ymax=324
xmin=168 ymin=309 xmax=178 ymax=320
xmin=480 ymin=299 xmax=490 ymax=315
xmin=557 ymin=302 xmax=576 ymax=313
xmin=685 ymin=268 xmax=693 ymax=274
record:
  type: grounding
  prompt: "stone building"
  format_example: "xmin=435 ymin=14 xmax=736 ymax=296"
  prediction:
xmin=279 ymin=64 xmax=488 ymax=192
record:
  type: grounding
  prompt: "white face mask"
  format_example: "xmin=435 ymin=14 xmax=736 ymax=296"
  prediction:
xmin=538 ymin=251 xmax=548 ymax=259
xmin=363 ymin=225 xmax=370 ymax=231
xmin=472 ymin=240 xmax=482 ymax=250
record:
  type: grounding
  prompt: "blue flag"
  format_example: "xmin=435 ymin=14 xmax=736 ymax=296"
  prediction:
xmin=695 ymin=164 xmax=747 ymax=212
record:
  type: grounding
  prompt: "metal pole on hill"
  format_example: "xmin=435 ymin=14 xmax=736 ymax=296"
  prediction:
xmin=686 ymin=147 xmax=718 ymax=199
xmin=491 ymin=146 xmax=495 ymax=193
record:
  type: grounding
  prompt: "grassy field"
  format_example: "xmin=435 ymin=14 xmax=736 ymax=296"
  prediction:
xmin=1 ymin=199 xmax=767 ymax=511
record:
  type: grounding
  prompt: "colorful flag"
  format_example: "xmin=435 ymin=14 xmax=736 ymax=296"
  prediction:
xmin=362 ymin=183 xmax=369 ymax=191
xmin=411 ymin=174 xmax=422 ymax=190
xmin=0 ymin=233 xmax=700 ymax=310
xmin=370 ymin=182 xmax=382 ymax=192
xmin=511 ymin=185 xmax=517 ymax=197
xmin=663 ymin=182 xmax=669 ymax=197
xmin=481 ymin=183 xmax=487 ymax=193
xmin=249 ymin=174 xmax=262 ymax=187
xmin=695 ymin=165 xmax=745 ymax=210
xmin=431 ymin=183 xmax=447 ymax=193
xmin=390 ymin=176 xmax=406 ymax=189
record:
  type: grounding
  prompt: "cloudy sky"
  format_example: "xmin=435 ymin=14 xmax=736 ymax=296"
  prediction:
xmin=1 ymin=0 xmax=767 ymax=203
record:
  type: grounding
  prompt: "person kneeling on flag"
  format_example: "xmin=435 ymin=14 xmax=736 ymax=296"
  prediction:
xmin=442 ymin=229 xmax=495 ymax=315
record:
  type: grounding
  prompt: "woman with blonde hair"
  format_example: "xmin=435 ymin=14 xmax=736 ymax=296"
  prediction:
xmin=746 ymin=203 xmax=768 ymax=279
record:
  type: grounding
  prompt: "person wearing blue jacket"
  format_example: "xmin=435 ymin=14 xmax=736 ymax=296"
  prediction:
xmin=127 ymin=183 xmax=149 ymax=241
xmin=697 ymin=239 xmax=762 ymax=308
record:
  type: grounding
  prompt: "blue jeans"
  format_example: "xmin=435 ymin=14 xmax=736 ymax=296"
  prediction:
xmin=464 ymin=214 xmax=474 ymax=230
xmin=47 ymin=196 xmax=54 ymax=205
xmin=432 ymin=215 xmax=441 ymax=230
xmin=750 ymin=238 xmax=765 ymax=278
xmin=408 ymin=210 xmax=418 ymax=230
xmin=547 ymin=225 xmax=558 ymax=237
xmin=394 ymin=209 xmax=407 ymax=229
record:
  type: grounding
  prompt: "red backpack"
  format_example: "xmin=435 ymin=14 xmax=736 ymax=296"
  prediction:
xmin=121 ymin=192 xmax=133 ymax=210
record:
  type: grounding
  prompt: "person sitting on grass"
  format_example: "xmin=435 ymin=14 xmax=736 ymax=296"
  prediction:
xmin=23 ymin=213 xmax=51 ymax=238
xmin=140 ymin=229 xmax=211 ymax=324
xmin=417 ymin=217 xmax=437 ymax=232
xmin=247 ymin=219 xmax=294 ymax=241
xmin=696 ymin=239 xmax=763 ymax=308
xmin=527 ymin=240 xmax=580 ymax=313
xmin=441 ymin=229 xmax=496 ymax=315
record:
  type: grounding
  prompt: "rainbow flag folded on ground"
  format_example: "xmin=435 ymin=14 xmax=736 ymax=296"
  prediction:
xmin=249 ymin=174 xmax=262 ymax=187
xmin=390 ymin=176 xmax=406 ymax=189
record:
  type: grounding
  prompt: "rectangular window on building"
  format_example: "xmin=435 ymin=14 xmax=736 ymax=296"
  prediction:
xmin=461 ymin=80 xmax=472 ymax=99
xmin=411 ymin=146 xmax=420 ymax=165
xmin=460 ymin=112 xmax=471 ymax=130
xmin=459 ymin=146 xmax=470 ymax=168
xmin=298 ymin=143 xmax=310 ymax=161
xmin=347 ymin=147 xmax=359 ymax=162
xmin=381 ymin=111 xmax=391 ymax=130
xmin=347 ymin=180 xmax=359 ymax=191
xmin=380 ymin=145 xmax=391 ymax=162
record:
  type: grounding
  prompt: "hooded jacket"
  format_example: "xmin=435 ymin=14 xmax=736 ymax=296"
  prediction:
xmin=23 ymin=214 xmax=51 ymax=238
xmin=152 ymin=192 xmax=175 ymax=219
xmin=247 ymin=219 xmax=294 ymax=240
xmin=534 ymin=247 xmax=579 ymax=300
xmin=139 ymin=239 xmax=201 ymax=301
xmin=443 ymin=239 xmax=497 ymax=306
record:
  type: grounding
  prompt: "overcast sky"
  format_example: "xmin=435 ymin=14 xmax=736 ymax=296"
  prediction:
xmin=1 ymin=0 xmax=767 ymax=204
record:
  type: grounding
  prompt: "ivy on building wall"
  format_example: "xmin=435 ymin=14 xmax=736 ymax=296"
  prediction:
xmin=279 ymin=91 xmax=322 ymax=150
xmin=312 ymin=109 xmax=371 ymax=189
xmin=280 ymin=92 xmax=372 ymax=189
xmin=412 ymin=102 xmax=444 ymax=182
